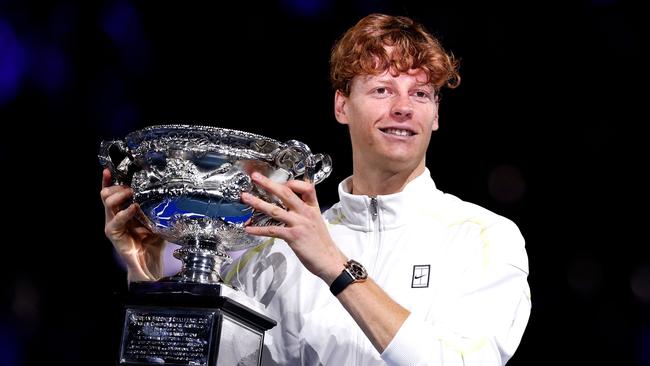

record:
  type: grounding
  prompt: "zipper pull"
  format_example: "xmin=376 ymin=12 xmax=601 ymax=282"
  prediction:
xmin=370 ymin=197 xmax=378 ymax=219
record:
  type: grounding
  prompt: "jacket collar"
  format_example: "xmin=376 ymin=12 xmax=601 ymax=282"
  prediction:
xmin=335 ymin=168 xmax=442 ymax=231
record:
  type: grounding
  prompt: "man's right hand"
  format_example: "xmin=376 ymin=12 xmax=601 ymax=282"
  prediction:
xmin=101 ymin=168 xmax=165 ymax=282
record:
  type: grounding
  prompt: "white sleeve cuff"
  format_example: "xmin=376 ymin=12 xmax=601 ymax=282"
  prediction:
xmin=380 ymin=314 xmax=440 ymax=366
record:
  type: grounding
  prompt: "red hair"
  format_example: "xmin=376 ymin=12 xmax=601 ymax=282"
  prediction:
xmin=330 ymin=13 xmax=460 ymax=96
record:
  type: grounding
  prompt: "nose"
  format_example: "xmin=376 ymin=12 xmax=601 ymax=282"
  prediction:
xmin=390 ymin=95 xmax=413 ymax=121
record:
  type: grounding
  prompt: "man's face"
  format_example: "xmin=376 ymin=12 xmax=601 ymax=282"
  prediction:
xmin=334 ymin=69 xmax=439 ymax=172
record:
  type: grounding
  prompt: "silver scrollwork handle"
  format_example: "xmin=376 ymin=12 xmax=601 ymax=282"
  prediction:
xmin=98 ymin=139 xmax=132 ymax=185
xmin=305 ymin=153 xmax=332 ymax=184
xmin=277 ymin=140 xmax=332 ymax=184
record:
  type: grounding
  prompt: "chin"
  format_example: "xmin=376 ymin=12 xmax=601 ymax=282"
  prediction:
xmin=377 ymin=154 xmax=420 ymax=170
xmin=383 ymin=148 xmax=420 ymax=162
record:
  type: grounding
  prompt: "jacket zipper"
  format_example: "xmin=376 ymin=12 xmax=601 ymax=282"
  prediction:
xmin=370 ymin=196 xmax=380 ymax=266
xmin=370 ymin=196 xmax=378 ymax=220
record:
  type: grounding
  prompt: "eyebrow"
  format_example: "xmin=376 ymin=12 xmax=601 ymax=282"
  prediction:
xmin=361 ymin=74 xmax=389 ymax=83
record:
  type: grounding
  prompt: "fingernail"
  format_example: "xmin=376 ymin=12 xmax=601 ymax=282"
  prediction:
xmin=251 ymin=172 xmax=261 ymax=180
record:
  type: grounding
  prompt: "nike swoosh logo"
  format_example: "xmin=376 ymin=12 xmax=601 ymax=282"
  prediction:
xmin=414 ymin=274 xmax=426 ymax=279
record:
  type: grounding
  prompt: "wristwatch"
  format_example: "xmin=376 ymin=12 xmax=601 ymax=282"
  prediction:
xmin=329 ymin=259 xmax=368 ymax=296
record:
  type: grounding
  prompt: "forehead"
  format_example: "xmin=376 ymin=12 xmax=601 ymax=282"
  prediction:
xmin=354 ymin=69 xmax=432 ymax=87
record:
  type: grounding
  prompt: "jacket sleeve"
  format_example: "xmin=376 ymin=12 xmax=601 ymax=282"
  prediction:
xmin=381 ymin=219 xmax=531 ymax=366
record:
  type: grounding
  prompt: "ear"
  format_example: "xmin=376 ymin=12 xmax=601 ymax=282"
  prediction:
xmin=432 ymin=98 xmax=440 ymax=131
xmin=334 ymin=90 xmax=349 ymax=125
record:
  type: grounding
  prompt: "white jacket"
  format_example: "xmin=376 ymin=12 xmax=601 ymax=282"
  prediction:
xmin=225 ymin=169 xmax=531 ymax=365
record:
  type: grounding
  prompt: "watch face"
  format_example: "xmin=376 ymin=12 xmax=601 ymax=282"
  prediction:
xmin=347 ymin=260 xmax=368 ymax=280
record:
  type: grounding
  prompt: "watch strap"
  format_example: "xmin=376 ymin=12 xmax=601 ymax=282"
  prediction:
xmin=330 ymin=269 xmax=355 ymax=296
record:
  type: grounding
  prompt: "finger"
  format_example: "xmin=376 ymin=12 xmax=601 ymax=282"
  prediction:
xmin=100 ymin=184 xmax=130 ymax=202
xmin=286 ymin=180 xmax=319 ymax=207
xmin=241 ymin=192 xmax=295 ymax=225
xmin=102 ymin=168 xmax=112 ymax=188
xmin=245 ymin=224 xmax=292 ymax=242
xmin=105 ymin=203 xmax=138 ymax=236
xmin=104 ymin=188 xmax=134 ymax=219
xmin=104 ymin=186 xmax=133 ymax=207
xmin=251 ymin=172 xmax=304 ymax=210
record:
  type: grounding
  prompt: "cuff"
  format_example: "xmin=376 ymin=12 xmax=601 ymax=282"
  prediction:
xmin=380 ymin=314 xmax=438 ymax=366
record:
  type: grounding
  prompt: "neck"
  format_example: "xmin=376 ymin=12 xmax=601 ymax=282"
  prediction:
xmin=350 ymin=160 xmax=426 ymax=196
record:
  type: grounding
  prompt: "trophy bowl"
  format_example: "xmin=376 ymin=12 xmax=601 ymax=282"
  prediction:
xmin=99 ymin=124 xmax=332 ymax=284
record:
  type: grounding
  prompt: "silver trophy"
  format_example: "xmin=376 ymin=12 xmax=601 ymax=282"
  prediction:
xmin=99 ymin=124 xmax=332 ymax=366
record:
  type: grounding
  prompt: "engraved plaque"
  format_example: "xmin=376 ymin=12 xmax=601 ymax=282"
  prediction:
xmin=120 ymin=309 xmax=215 ymax=365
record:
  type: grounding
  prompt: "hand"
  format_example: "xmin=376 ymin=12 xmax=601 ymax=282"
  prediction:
xmin=241 ymin=172 xmax=347 ymax=284
xmin=243 ymin=175 xmax=410 ymax=354
xmin=101 ymin=168 xmax=165 ymax=282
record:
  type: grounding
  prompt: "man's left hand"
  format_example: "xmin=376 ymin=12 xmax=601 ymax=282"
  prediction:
xmin=241 ymin=172 xmax=347 ymax=284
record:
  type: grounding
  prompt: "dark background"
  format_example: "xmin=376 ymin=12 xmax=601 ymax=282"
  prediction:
xmin=1 ymin=0 xmax=647 ymax=365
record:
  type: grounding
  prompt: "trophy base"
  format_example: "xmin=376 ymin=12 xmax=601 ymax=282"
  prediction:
xmin=117 ymin=281 xmax=276 ymax=366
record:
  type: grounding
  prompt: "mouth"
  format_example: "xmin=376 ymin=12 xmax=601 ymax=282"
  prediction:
xmin=379 ymin=127 xmax=416 ymax=137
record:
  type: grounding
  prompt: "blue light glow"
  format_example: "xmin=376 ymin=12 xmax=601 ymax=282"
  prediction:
xmin=0 ymin=19 xmax=26 ymax=106
xmin=144 ymin=197 xmax=253 ymax=229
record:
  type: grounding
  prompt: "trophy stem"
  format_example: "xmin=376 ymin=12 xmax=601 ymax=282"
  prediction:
xmin=170 ymin=239 xmax=232 ymax=284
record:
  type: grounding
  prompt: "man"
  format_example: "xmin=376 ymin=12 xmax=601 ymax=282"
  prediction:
xmin=102 ymin=13 xmax=530 ymax=365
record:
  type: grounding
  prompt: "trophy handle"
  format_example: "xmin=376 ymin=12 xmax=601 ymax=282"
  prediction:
xmin=277 ymin=140 xmax=332 ymax=184
xmin=306 ymin=153 xmax=332 ymax=184
xmin=98 ymin=140 xmax=134 ymax=185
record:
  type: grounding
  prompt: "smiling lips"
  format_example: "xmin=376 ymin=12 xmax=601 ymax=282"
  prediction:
xmin=380 ymin=127 xmax=415 ymax=137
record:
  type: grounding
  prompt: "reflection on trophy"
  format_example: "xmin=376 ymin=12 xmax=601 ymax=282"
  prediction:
xmin=99 ymin=124 xmax=332 ymax=366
